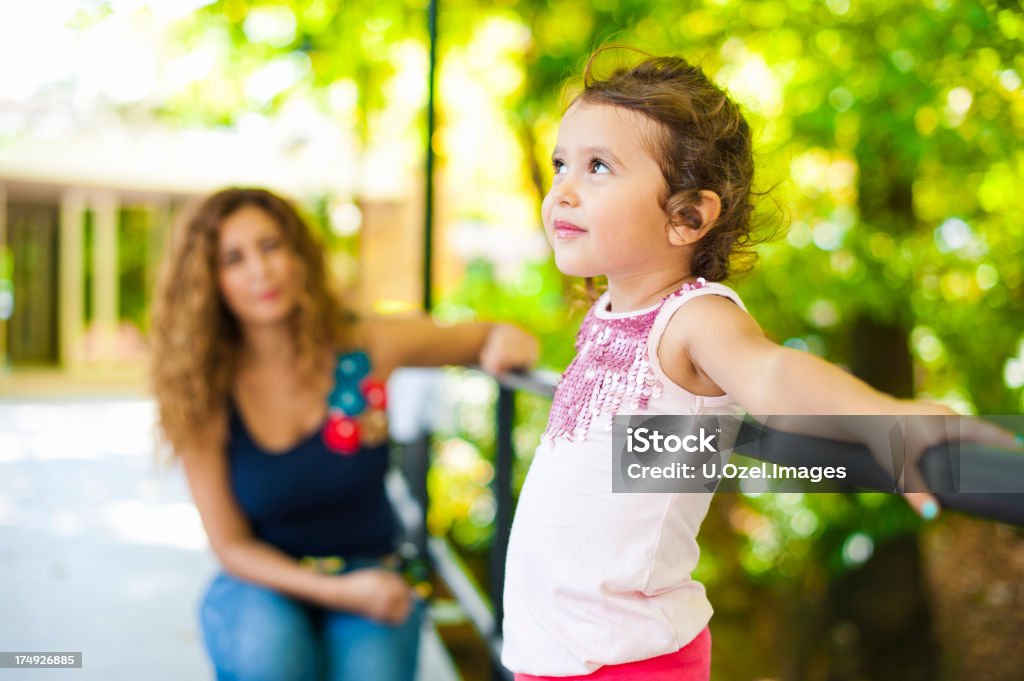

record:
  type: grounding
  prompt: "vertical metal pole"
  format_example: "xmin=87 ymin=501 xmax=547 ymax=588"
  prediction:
xmin=491 ymin=386 xmax=515 ymax=634
xmin=490 ymin=384 xmax=515 ymax=680
xmin=408 ymin=434 xmax=431 ymax=557
xmin=423 ymin=0 xmax=438 ymax=313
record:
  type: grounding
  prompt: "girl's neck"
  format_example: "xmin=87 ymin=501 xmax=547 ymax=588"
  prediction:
xmin=605 ymin=272 xmax=701 ymax=313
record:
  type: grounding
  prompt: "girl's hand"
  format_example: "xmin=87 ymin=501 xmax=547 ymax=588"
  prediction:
xmin=874 ymin=401 xmax=1023 ymax=520
xmin=329 ymin=568 xmax=414 ymax=625
xmin=479 ymin=324 xmax=540 ymax=375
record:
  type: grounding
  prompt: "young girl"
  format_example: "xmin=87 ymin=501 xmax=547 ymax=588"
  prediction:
xmin=149 ymin=187 xmax=538 ymax=681
xmin=501 ymin=54 xmax=1019 ymax=680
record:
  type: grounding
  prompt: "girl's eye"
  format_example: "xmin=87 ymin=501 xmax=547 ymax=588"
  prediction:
xmin=590 ymin=159 xmax=610 ymax=174
xmin=260 ymin=238 xmax=281 ymax=252
xmin=551 ymin=159 xmax=567 ymax=174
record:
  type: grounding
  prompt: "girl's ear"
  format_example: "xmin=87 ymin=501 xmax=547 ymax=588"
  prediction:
xmin=666 ymin=190 xmax=722 ymax=246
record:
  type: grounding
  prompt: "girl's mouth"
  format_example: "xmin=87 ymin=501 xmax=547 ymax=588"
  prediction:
xmin=554 ymin=220 xmax=586 ymax=239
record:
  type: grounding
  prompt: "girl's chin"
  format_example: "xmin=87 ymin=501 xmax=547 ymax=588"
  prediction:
xmin=553 ymin=255 xmax=601 ymax=279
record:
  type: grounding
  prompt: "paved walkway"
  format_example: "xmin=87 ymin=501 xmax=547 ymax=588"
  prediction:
xmin=0 ymin=397 xmax=457 ymax=680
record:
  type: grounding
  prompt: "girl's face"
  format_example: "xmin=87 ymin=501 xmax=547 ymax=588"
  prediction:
xmin=542 ymin=101 xmax=675 ymax=280
xmin=216 ymin=205 xmax=300 ymax=327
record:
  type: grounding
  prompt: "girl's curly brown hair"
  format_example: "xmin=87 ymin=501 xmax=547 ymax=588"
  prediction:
xmin=572 ymin=47 xmax=773 ymax=297
xmin=150 ymin=188 xmax=354 ymax=454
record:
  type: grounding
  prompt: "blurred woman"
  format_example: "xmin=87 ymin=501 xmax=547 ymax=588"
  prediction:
xmin=150 ymin=188 xmax=537 ymax=681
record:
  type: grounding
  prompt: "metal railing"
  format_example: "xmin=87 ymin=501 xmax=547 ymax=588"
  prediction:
xmin=398 ymin=369 xmax=1024 ymax=680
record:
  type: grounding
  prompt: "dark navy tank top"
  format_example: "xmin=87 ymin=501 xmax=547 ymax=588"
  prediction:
xmin=226 ymin=356 xmax=398 ymax=559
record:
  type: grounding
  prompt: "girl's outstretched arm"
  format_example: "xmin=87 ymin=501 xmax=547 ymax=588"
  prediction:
xmin=662 ymin=295 xmax=1021 ymax=517
xmin=361 ymin=316 xmax=539 ymax=380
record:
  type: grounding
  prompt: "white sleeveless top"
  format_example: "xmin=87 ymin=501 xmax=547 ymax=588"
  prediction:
xmin=501 ymin=282 xmax=748 ymax=676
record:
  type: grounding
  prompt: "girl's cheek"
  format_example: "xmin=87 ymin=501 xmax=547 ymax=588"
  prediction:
xmin=540 ymin=194 xmax=554 ymax=223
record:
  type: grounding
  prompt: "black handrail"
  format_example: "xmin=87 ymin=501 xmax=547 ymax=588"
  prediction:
xmin=731 ymin=421 xmax=1024 ymax=525
xmin=415 ymin=369 xmax=1024 ymax=681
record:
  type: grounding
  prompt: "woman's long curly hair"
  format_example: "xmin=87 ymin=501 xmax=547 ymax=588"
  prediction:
xmin=150 ymin=188 xmax=354 ymax=454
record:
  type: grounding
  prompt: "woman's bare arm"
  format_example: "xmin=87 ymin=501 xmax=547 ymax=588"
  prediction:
xmin=362 ymin=316 xmax=539 ymax=379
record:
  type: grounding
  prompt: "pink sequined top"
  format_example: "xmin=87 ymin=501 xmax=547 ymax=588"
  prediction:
xmin=502 ymin=281 xmax=749 ymax=676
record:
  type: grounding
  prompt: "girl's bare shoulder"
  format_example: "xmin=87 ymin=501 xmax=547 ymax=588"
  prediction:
xmin=658 ymin=294 xmax=765 ymax=389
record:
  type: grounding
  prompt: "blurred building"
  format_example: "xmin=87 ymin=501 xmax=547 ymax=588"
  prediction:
xmin=0 ymin=4 xmax=553 ymax=394
xmin=0 ymin=175 xmax=185 ymax=373
xmin=0 ymin=120 xmax=434 ymax=385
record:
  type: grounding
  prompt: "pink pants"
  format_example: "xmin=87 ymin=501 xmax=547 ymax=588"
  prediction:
xmin=512 ymin=625 xmax=711 ymax=681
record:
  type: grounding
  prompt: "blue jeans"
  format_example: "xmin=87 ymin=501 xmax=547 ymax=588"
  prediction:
xmin=199 ymin=566 xmax=424 ymax=681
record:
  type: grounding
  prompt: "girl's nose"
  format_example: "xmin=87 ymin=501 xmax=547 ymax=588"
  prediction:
xmin=553 ymin=175 xmax=579 ymax=207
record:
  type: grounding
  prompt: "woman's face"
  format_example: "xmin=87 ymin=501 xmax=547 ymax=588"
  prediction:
xmin=216 ymin=205 xmax=300 ymax=327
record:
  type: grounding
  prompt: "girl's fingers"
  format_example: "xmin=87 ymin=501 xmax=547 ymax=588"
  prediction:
xmin=903 ymin=491 xmax=940 ymax=521
xmin=961 ymin=418 xmax=1024 ymax=451
xmin=899 ymin=417 xmax=1020 ymax=521
xmin=898 ymin=436 xmax=934 ymax=516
